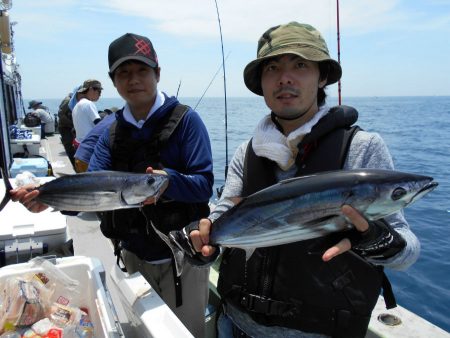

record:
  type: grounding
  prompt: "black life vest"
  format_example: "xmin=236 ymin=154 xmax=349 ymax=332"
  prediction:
xmin=98 ymin=104 xmax=210 ymax=261
xmin=217 ymin=105 xmax=395 ymax=338
xmin=57 ymin=94 xmax=73 ymax=129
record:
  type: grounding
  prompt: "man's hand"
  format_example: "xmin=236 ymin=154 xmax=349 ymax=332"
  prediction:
xmin=10 ymin=185 xmax=48 ymax=213
xmin=142 ymin=166 xmax=168 ymax=205
xmin=190 ymin=218 xmax=216 ymax=257
xmin=322 ymin=205 xmax=369 ymax=261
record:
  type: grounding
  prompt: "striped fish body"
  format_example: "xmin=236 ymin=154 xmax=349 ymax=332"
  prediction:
xmin=209 ymin=169 xmax=437 ymax=251
xmin=36 ymin=171 xmax=169 ymax=212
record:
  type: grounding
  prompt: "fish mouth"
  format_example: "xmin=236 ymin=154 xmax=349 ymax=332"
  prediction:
xmin=410 ymin=181 xmax=438 ymax=203
xmin=419 ymin=181 xmax=438 ymax=194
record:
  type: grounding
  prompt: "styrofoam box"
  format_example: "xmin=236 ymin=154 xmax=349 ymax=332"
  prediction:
xmin=10 ymin=134 xmax=41 ymax=155
xmin=10 ymin=157 xmax=48 ymax=177
xmin=0 ymin=256 xmax=122 ymax=337
xmin=0 ymin=178 xmax=68 ymax=265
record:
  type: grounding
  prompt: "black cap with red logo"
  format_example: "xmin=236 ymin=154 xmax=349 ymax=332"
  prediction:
xmin=108 ymin=33 xmax=159 ymax=73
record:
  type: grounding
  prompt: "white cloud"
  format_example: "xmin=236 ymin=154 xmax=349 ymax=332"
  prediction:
xmin=91 ymin=0 xmax=430 ymax=40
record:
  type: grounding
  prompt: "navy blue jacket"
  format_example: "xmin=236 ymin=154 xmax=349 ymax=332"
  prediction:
xmin=89 ymin=94 xmax=213 ymax=204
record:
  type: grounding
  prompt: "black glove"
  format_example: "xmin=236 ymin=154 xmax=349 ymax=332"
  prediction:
xmin=347 ymin=219 xmax=406 ymax=259
xmin=169 ymin=221 xmax=220 ymax=267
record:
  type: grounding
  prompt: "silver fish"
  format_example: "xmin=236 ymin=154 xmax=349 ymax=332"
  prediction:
xmin=164 ymin=169 xmax=437 ymax=276
xmin=0 ymin=167 xmax=169 ymax=212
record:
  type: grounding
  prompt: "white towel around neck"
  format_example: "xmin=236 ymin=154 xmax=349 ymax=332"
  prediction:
xmin=252 ymin=105 xmax=329 ymax=170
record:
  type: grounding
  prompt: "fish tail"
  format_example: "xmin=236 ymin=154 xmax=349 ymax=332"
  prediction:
xmin=155 ymin=227 xmax=185 ymax=276
xmin=0 ymin=166 xmax=13 ymax=212
xmin=140 ymin=209 xmax=185 ymax=276
xmin=167 ymin=232 xmax=186 ymax=277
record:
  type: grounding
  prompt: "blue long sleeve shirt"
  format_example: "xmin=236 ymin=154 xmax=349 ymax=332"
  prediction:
xmin=88 ymin=94 xmax=213 ymax=203
xmin=74 ymin=113 xmax=116 ymax=163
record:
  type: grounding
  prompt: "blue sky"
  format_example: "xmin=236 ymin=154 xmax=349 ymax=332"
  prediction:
xmin=8 ymin=0 xmax=450 ymax=99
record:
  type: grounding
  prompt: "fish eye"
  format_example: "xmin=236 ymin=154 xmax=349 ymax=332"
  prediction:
xmin=391 ymin=187 xmax=407 ymax=200
xmin=146 ymin=176 xmax=155 ymax=185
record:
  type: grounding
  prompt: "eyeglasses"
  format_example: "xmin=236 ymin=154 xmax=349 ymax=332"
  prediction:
xmin=92 ymin=87 xmax=103 ymax=92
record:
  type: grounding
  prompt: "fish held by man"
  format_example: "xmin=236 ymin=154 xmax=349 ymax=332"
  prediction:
xmin=0 ymin=166 xmax=169 ymax=212
xmin=165 ymin=169 xmax=437 ymax=275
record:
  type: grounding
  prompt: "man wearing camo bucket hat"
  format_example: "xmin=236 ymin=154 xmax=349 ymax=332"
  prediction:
xmin=189 ymin=22 xmax=419 ymax=337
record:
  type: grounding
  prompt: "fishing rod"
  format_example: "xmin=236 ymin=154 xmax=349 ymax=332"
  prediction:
xmin=213 ymin=0 xmax=229 ymax=182
xmin=336 ymin=0 xmax=342 ymax=105
xmin=194 ymin=52 xmax=230 ymax=110
xmin=176 ymin=79 xmax=182 ymax=98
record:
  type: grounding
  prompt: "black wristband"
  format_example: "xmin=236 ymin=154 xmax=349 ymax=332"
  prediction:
xmin=348 ymin=219 xmax=406 ymax=259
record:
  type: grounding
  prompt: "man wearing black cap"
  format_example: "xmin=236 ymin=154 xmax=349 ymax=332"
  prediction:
xmin=11 ymin=32 xmax=213 ymax=338
xmin=189 ymin=22 xmax=419 ymax=337
xmin=89 ymin=33 xmax=213 ymax=338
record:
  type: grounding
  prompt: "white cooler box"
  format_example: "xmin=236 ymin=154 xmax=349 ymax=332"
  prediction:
xmin=110 ymin=264 xmax=194 ymax=338
xmin=19 ymin=124 xmax=42 ymax=136
xmin=0 ymin=256 xmax=123 ymax=337
xmin=10 ymin=134 xmax=41 ymax=156
xmin=0 ymin=178 xmax=68 ymax=266
xmin=10 ymin=157 xmax=49 ymax=178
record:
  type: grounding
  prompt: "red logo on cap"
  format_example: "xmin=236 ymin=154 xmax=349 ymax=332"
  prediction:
xmin=133 ymin=36 xmax=152 ymax=57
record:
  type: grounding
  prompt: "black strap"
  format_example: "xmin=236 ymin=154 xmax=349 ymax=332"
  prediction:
xmin=109 ymin=104 xmax=189 ymax=172
xmin=171 ymin=257 xmax=183 ymax=307
xmin=382 ymin=271 xmax=397 ymax=309
xmin=237 ymin=289 xmax=297 ymax=317
xmin=242 ymin=139 xmax=277 ymax=197
xmin=228 ymin=286 xmax=370 ymax=337
xmin=112 ymin=239 xmax=127 ymax=272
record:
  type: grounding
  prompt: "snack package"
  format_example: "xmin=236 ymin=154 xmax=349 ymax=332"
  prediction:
xmin=46 ymin=302 xmax=82 ymax=337
xmin=0 ymin=276 xmax=52 ymax=332
xmin=28 ymin=258 xmax=81 ymax=308
xmin=75 ymin=308 xmax=94 ymax=338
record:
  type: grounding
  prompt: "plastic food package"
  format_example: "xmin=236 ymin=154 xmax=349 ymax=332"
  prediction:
xmin=0 ymin=257 xmax=83 ymax=335
xmin=0 ymin=275 xmax=53 ymax=331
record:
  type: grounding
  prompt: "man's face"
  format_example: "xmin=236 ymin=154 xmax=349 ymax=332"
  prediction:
xmin=86 ymin=86 xmax=102 ymax=102
xmin=113 ymin=61 xmax=160 ymax=109
xmin=260 ymin=54 xmax=327 ymax=121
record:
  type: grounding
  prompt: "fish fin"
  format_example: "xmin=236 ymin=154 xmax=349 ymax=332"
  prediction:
xmin=244 ymin=248 xmax=256 ymax=261
xmin=153 ymin=221 xmax=185 ymax=277
xmin=302 ymin=215 xmax=351 ymax=236
xmin=0 ymin=166 xmax=13 ymax=212
xmin=302 ymin=214 xmax=340 ymax=226
xmin=140 ymin=209 xmax=185 ymax=276
xmin=169 ymin=227 xmax=221 ymax=270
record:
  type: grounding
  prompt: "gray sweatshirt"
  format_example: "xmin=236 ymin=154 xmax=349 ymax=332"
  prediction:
xmin=209 ymin=110 xmax=421 ymax=338
xmin=209 ymin=130 xmax=420 ymax=270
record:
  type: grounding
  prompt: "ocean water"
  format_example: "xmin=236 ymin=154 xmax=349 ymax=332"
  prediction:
xmin=40 ymin=95 xmax=450 ymax=332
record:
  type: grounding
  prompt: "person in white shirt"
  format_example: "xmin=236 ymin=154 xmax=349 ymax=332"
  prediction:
xmin=72 ymin=79 xmax=102 ymax=146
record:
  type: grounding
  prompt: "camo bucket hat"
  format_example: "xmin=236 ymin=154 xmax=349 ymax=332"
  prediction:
xmin=244 ymin=22 xmax=342 ymax=96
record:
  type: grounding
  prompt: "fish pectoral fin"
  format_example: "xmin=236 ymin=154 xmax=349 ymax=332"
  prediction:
xmin=244 ymin=248 xmax=256 ymax=261
xmin=303 ymin=214 xmax=341 ymax=226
